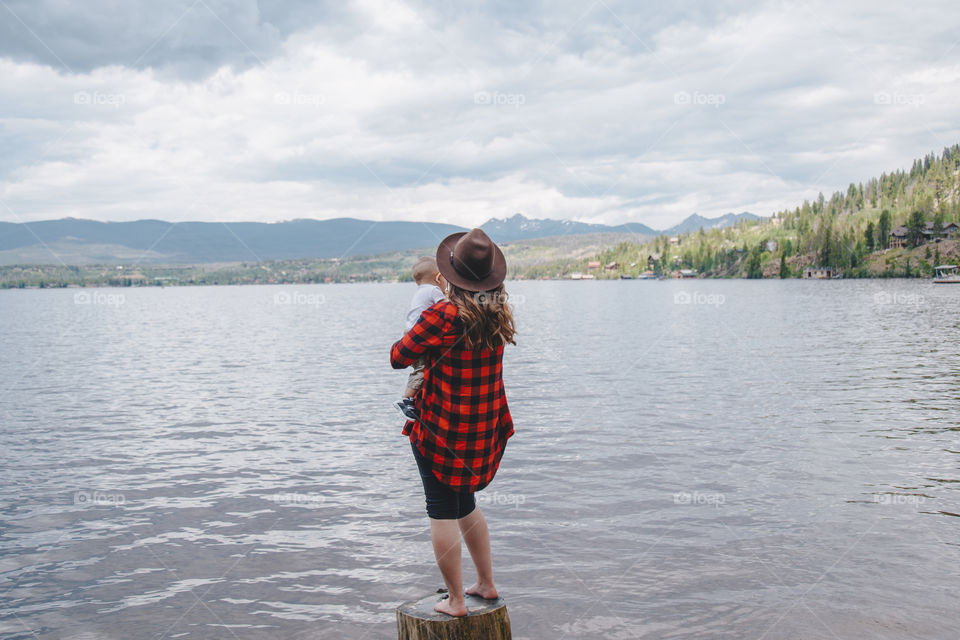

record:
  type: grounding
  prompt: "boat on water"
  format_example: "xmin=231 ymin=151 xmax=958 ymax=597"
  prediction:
xmin=933 ymin=264 xmax=960 ymax=283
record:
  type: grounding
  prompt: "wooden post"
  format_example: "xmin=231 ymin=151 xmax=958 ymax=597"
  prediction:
xmin=396 ymin=591 xmax=511 ymax=640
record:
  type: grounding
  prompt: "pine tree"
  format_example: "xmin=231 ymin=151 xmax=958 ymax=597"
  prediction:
xmin=746 ymin=245 xmax=763 ymax=278
xmin=879 ymin=210 xmax=892 ymax=249
xmin=820 ymin=224 xmax=833 ymax=266
xmin=907 ymin=210 xmax=926 ymax=248
xmin=865 ymin=221 xmax=876 ymax=252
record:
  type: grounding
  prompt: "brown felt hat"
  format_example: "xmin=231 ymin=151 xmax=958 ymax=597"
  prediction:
xmin=436 ymin=228 xmax=507 ymax=292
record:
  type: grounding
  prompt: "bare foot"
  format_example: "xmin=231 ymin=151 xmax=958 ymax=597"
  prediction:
xmin=465 ymin=582 xmax=498 ymax=599
xmin=434 ymin=596 xmax=468 ymax=617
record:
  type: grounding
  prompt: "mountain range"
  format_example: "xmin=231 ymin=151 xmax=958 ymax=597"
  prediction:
xmin=659 ymin=212 xmax=759 ymax=235
xmin=0 ymin=212 xmax=759 ymax=265
xmin=480 ymin=215 xmax=658 ymax=240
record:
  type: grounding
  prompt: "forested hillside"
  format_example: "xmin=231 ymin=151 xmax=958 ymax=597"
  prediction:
xmin=578 ymin=145 xmax=960 ymax=279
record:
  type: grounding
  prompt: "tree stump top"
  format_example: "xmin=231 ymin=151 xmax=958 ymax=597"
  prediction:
xmin=398 ymin=592 xmax=506 ymax=621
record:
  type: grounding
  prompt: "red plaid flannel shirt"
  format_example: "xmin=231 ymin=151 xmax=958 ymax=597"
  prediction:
xmin=390 ymin=300 xmax=514 ymax=493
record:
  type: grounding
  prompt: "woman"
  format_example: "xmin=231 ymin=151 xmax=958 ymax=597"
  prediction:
xmin=390 ymin=228 xmax=516 ymax=617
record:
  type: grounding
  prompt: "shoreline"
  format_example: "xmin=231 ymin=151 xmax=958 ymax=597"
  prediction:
xmin=1 ymin=274 xmax=942 ymax=291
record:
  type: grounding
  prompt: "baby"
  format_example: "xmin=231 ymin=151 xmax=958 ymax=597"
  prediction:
xmin=395 ymin=256 xmax=446 ymax=420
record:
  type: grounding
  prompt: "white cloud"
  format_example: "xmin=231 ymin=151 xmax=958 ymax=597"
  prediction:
xmin=1 ymin=0 xmax=959 ymax=229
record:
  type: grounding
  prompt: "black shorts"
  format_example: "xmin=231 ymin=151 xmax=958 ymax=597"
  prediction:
xmin=410 ymin=440 xmax=476 ymax=520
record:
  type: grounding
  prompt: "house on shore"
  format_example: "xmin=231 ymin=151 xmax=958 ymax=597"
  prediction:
xmin=925 ymin=221 xmax=960 ymax=239
xmin=803 ymin=267 xmax=840 ymax=279
xmin=889 ymin=226 xmax=908 ymax=248
xmin=889 ymin=221 xmax=960 ymax=248
xmin=586 ymin=261 xmax=601 ymax=271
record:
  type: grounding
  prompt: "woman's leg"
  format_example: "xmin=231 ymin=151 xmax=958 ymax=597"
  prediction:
xmin=458 ymin=507 xmax=499 ymax=599
xmin=410 ymin=441 xmax=468 ymax=616
xmin=429 ymin=518 xmax=467 ymax=616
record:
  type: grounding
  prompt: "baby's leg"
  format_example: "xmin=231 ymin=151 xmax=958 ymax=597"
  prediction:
xmin=403 ymin=360 xmax=425 ymax=398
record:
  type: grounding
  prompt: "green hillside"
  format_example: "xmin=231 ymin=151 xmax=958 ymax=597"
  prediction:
xmin=572 ymin=145 xmax=960 ymax=279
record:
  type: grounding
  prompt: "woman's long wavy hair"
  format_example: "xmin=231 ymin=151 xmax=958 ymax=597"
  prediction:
xmin=446 ymin=282 xmax=517 ymax=350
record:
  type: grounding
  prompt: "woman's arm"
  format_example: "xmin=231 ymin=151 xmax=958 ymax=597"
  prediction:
xmin=390 ymin=303 xmax=449 ymax=369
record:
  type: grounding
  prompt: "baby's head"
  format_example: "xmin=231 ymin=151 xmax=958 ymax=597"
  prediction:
xmin=412 ymin=256 xmax=445 ymax=289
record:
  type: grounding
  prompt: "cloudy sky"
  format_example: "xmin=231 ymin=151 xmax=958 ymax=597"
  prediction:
xmin=1 ymin=0 xmax=958 ymax=230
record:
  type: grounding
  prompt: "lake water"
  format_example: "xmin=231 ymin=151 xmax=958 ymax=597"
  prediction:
xmin=1 ymin=280 xmax=958 ymax=639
